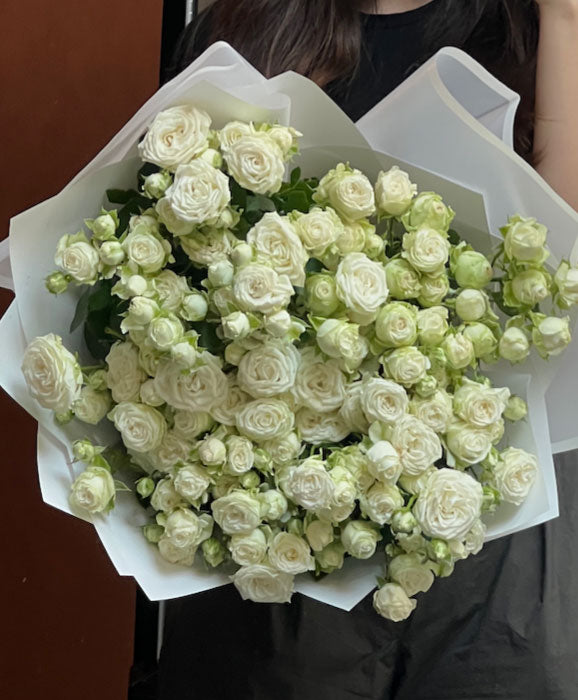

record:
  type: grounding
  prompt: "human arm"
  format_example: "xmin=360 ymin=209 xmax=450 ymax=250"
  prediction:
xmin=533 ymin=0 xmax=578 ymax=210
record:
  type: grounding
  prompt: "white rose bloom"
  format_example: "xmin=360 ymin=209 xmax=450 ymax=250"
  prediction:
xmin=151 ymin=478 xmax=183 ymax=513
xmin=336 ymin=220 xmax=371 ymax=255
xmin=138 ymin=104 xmax=211 ymax=170
xmin=296 ymin=408 xmax=350 ymax=445
xmin=409 ymin=390 xmax=453 ymax=434
xmin=402 ymin=227 xmax=450 ymax=274
xmin=493 ymin=447 xmax=538 ymax=505
xmin=233 ymin=264 xmax=294 ymax=313
xmin=284 ymin=458 xmax=335 ymax=510
xmin=247 ymin=213 xmax=307 ymax=287
xmin=414 ymin=468 xmax=483 ymax=541
xmin=198 ymin=436 xmax=227 ymax=466
xmin=455 ymin=289 xmax=489 ymax=322
xmin=453 ymin=380 xmax=510 ymax=428
xmin=73 ymin=386 xmax=112 ymax=425
xmin=533 ymin=316 xmax=571 ymax=357
xmin=316 ymin=319 xmax=369 ymax=370
xmin=335 ymin=253 xmax=388 ymax=325
xmin=362 ymin=377 xmax=409 ymax=425
xmin=229 ymin=528 xmax=268 ymax=566
xmin=70 ymin=467 xmax=115 ymax=513
xmin=224 ymin=132 xmax=285 ymax=195
xmin=341 ymin=520 xmax=381 ymax=559
xmin=498 ymin=326 xmax=530 ymax=363
xmin=170 ymin=342 xmax=198 ymax=369
xmin=305 ymin=520 xmax=335 ymax=551
xmin=154 ymin=353 xmax=227 ymax=412
xmin=418 ymin=273 xmax=450 ymax=307
xmin=173 ymin=409 xmax=214 ymax=440
xmin=367 ymin=441 xmax=403 ymax=483
xmin=147 ymin=316 xmax=183 ymax=350
xmin=383 ymin=347 xmax=430 ymax=388
xmin=259 ymin=489 xmax=289 ymax=521
xmin=109 ymin=401 xmax=167 ymax=453
xmin=446 ymin=420 xmax=493 ymax=466
xmin=314 ymin=163 xmax=376 ymax=222
xmin=180 ymin=292 xmax=208 ymax=322
xmin=264 ymin=310 xmax=292 ymax=337
xmin=293 ymin=207 xmax=344 ymax=256
xmin=398 ymin=467 xmax=437 ymax=496
xmin=454 ymin=518 xmax=486 ymax=558
xmin=388 ymin=553 xmax=435 ymax=596
xmin=157 ymin=537 xmax=197 ymax=567
xmin=106 ymin=341 xmax=147 ymax=402
xmin=123 ymin=229 xmax=171 ymax=274
xmin=232 ymin=564 xmax=294 ymax=604
xmin=152 ymin=270 xmax=189 ymax=312
xmin=221 ymin=311 xmax=250 ymax=341
xmin=385 ymin=259 xmax=422 ymax=300
xmin=390 ymin=415 xmax=442 ymax=476
xmin=22 ymin=334 xmax=82 ymax=413
xmin=54 ymin=237 xmax=99 ymax=284
xmin=155 ymin=197 xmax=196 ymax=236
xmin=292 ymin=348 xmax=345 ymax=413
xmin=218 ymin=120 xmax=255 ymax=150
xmin=212 ymin=490 xmax=263 ymax=535
xmin=209 ymin=259 xmax=235 ymax=288
xmin=416 ymin=306 xmax=449 ymax=346
xmin=339 ymin=381 xmax=370 ymax=434
xmin=375 ymin=302 xmax=418 ymax=348
xmin=174 ymin=464 xmax=211 ymax=503
xmin=99 ymin=240 xmax=125 ymax=266
xmin=442 ymin=333 xmax=475 ymax=370
xmin=121 ymin=296 xmax=159 ymax=333
xmin=165 ymin=161 xmax=231 ymax=224
xmin=226 ymin=435 xmax=255 ymax=475
xmin=261 ymin=432 xmax=302 ymax=466
xmin=211 ymin=378 xmax=251 ymax=426
xmin=236 ymin=398 xmax=295 ymax=442
xmin=268 ymin=532 xmax=315 ymax=574
xmin=503 ymin=215 xmax=548 ymax=264
xmin=554 ymin=261 xmax=578 ymax=307
xmin=164 ymin=508 xmax=213 ymax=549
xmin=374 ymin=166 xmax=417 ymax=217
xmin=373 ymin=583 xmax=417 ymax=621
xmin=360 ymin=482 xmax=404 ymax=525
xmin=179 ymin=229 xmax=234 ymax=266
xmin=237 ymin=341 xmax=300 ymax=398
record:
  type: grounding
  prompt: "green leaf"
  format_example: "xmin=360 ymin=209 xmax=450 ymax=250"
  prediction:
xmin=246 ymin=194 xmax=276 ymax=213
xmin=137 ymin=162 xmax=161 ymax=182
xmin=229 ymin=179 xmax=247 ymax=209
xmin=106 ymin=188 xmax=139 ymax=204
xmin=290 ymin=167 xmax=302 ymax=186
xmin=191 ymin=321 xmax=224 ymax=355
xmin=448 ymin=228 xmax=461 ymax=246
xmin=305 ymin=258 xmax=325 ymax=274
xmin=69 ymin=287 xmax=92 ymax=333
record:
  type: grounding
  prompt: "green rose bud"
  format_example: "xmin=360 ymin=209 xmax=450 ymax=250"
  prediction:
xmin=45 ymin=271 xmax=69 ymax=295
xmin=503 ymin=395 xmax=528 ymax=422
xmin=506 ymin=269 xmax=550 ymax=308
xmin=364 ymin=232 xmax=385 ymax=259
xmin=391 ymin=511 xmax=418 ymax=534
xmin=239 ymin=471 xmax=261 ymax=490
xmin=428 ymin=538 xmax=450 ymax=561
xmin=441 ymin=333 xmax=475 ymax=369
xmin=143 ymin=171 xmax=173 ymax=200
xmin=453 ymin=250 xmax=493 ymax=289
xmin=143 ymin=523 xmax=164 ymax=544
xmin=498 ymin=326 xmax=530 ymax=363
xmin=416 ymin=306 xmax=449 ymax=345
xmin=136 ymin=477 xmax=155 ymax=499
xmin=374 ymin=166 xmax=417 ymax=217
xmin=532 ymin=315 xmax=571 ymax=358
xmin=417 ymin=273 xmax=450 ymax=307
xmin=85 ymin=369 xmax=108 ymax=392
xmin=414 ymin=374 xmax=438 ymax=397
xmin=72 ymin=439 xmax=96 ymax=463
xmin=315 ymin=541 xmax=346 ymax=574
xmin=554 ymin=261 xmax=578 ymax=308
xmin=305 ymin=273 xmax=340 ymax=316
xmin=337 ymin=219 xmax=374 ymax=255
xmin=455 ymin=289 xmax=488 ymax=322
xmin=231 ymin=242 xmax=254 ymax=267
xmin=462 ymin=322 xmax=498 ymax=358
xmin=91 ymin=212 xmax=118 ymax=241
xmin=99 ymin=240 xmax=125 ymax=266
xmin=181 ymin=293 xmax=208 ymax=322
xmin=287 ymin=518 xmax=305 ymax=537
xmin=208 ymin=260 xmax=235 ymax=288
xmin=401 ymin=192 xmax=455 ymax=232
xmin=482 ymin=485 xmax=501 ymax=513
xmin=501 ymin=214 xmax=548 ymax=265
xmin=253 ymin=448 xmax=273 ymax=473
xmin=55 ymin=410 xmax=74 ymax=425
xmin=202 ymin=537 xmax=227 ymax=567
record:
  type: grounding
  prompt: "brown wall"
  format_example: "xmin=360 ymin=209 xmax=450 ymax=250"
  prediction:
xmin=0 ymin=2 xmax=163 ymax=698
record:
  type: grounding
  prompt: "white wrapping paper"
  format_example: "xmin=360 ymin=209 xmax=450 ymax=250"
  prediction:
xmin=0 ymin=44 xmax=575 ymax=607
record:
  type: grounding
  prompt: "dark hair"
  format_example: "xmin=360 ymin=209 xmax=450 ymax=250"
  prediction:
xmin=167 ymin=0 xmax=539 ymax=160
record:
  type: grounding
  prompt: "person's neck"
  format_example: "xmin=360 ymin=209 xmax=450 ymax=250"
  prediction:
xmin=360 ymin=0 xmax=434 ymax=14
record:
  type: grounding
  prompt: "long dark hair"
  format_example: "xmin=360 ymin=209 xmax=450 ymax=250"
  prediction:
xmin=167 ymin=0 xmax=539 ymax=160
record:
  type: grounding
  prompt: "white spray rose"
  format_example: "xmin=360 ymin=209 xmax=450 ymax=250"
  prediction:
xmin=247 ymin=213 xmax=307 ymax=287
xmin=198 ymin=436 xmax=227 ymax=466
xmin=225 ymin=436 xmax=255 ymax=475
xmin=339 ymin=381 xmax=370 ymax=434
xmin=55 ymin=235 xmax=99 ymax=284
xmin=446 ymin=420 xmax=492 ymax=466
xmin=229 ymin=528 xmax=268 ymax=566
xmin=218 ymin=120 xmax=255 ymax=150
xmin=374 ymin=166 xmax=417 ymax=217
xmin=268 ymin=532 xmax=315 ymax=574
xmin=453 ymin=249 xmax=493 ymax=290
xmin=314 ymin=163 xmax=376 ymax=222
xmin=109 ymin=401 xmax=167 ymax=453
xmin=418 ymin=273 xmax=450 ymax=307
xmin=402 ymin=191 xmax=455 ymax=232
xmin=155 ymin=197 xmax=195 ymax=236
xmin=174 ymin=464 xmax=211 ymax=503
xmin=373 ymin=583 xmax=416 ymax=621
xmin=502 ymin=215 xmax=548 ymax=264
xmin=296 ymin=408 xmax=349 ymax=445
xmin=212 ymin=490 xmax=262 ymax=535
xmin=388 ymin=553 xmax=434 ymax=596
xmin=335 ymin=253 xmax=388 ymax=325
xmin=305 ymin=520 xmax=335 ymax=551
xmin=123 ymin=229 xmax=171 ymax=275
xmin=361 ymin=377 xmax=409 ymax=425
xmin=173 ymin=409 xmax=214 ymax=440
xmin=455 ymin=289 xmax=488 ymax=322
xmin=157 ymin=537 xmax=197 ymax=566
xmin=402 ymin=227 xmax=450 ymax=274
xmin=236 ymin=398 xmax=295 ymax=442
xmin=442 ymin=333 xmax=475 ymax=370
xmin=292 ymin=348 xmax=345 ymax=413
xmin=22 ymin=334 xmax=82 ymax=413
xmin=293 ymin=207 xmax=343 ymax=255
xmin=151 ymin=478 xmax=183 ymax=513
xmin=414 ymin=468 xmax=483 ymax=540
xmin=138 ymin=104 xmax=211 ymax=170
xmin=237 ymin=341 xmax=300 ymax=398
xmin=360 ymin=483 xmax=404 ymax=525
xmin=305 ymin=273 xmax=340 ymax=316
xmin=390 ymin=415 xmax=442 ymax=476
xmin=336 ymin=219 xmax=373 ymax=255
xmin=73 ymin=386 xmax=112 ymax=425
xmin=453 ymin=380 xmax=510 ymax=428
xmin=383 ymin=347 xmax=430 ymax=388
xmin=367 ymin=441 xmax=402 ymax=483
xmin=385 ymin=259 xmax=422 ymax=300
xmin=221 ymin=312 xmax=251 ymax=340
xmin=409 ymin=390 xmax=453 ymax=434
xmin=99 ymin=240 xmax=125 ymax=266
xmin=259 ymin=489 xmax=289 ymax=521
xmin=147 ymin=316 xmax=183 ymax=350
xmin=375 ymin=302 xmax=418 ymax=347
xmin=165 ymin=160 xmax=231 ymax=224
xmin=283 ymin=457 xmax=335 ymax=510
xmin=179 ymin=228 xmax=234 ymax=267
xmin=261 ymin=432 xmax=302 ymax=466
xmin=232 ymin=564 xmax=294 ymax=603
xmin=493 ymin=447 xmax=538 ymax=505
xmin=416 ymin=306 xmax=449 ymax=346
xmin=70 ymin=466 xmax=115 ymax=513
xmin=233 ymin=264 xmax=294 ymax=313
xmin=341 ymin=521 xmax=381 ymax=559
xmin=180 ymin=292 xmax=208 ymax=323
xmin=509 ymin=269 xmax=550 ymax=307
xmin=224 ymin=132 xmax=285 ymax=195
xmin=154 ymin=353 xmax=227 ymax=412
xmin=554 ymin=261 xmax=578 ymax=307
xmin=164 ymin=508 xmax=213 ymax=549
xmin=316 ymin=319 xmax=369 ymax=370
xmin=211 ymin=378 xmax=251 ymax=427
xmin=264 ymin=310 xmax=292 ymax=337
xmin=153 ymin=270 xmax=189 ymax=312
xmin=499 ymin=326 xmax=530 ymax=363
xmin=532 ymin=316 xmax=571 ymax=357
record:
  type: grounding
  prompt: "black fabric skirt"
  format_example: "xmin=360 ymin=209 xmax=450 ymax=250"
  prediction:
xmin=158 ymin=451 xmax=578 ymax=700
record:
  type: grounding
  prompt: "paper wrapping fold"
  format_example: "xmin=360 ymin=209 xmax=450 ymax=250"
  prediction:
xmin=0 ymin=44 xmax=575 ymax=607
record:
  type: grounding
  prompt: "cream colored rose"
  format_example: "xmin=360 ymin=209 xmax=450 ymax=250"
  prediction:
xmin=268 ymin=532 xmax=315 ymax=574
xmin=237 ymin=341 xmax=300 ymax=398
xmin=224 ymin=132 xmax=285 ymax=195
xmin=305 ymin=519 xmax=334 ymax=552
xmin=54 ymin=236 xmax=99 ymax=284
xmin=174 ymin=464 xmax=211 ymax=503
xmin=179 ymin=229 xmax=234 ymax=266
xmin=105 ymin=341 xmax=146 ymax=403
xmin=398 ymin=467 xmax=436 ymax=496
xmin=314 ymin=163 xmax=376 ymax=222
xmin=455 ymin=289 xmax=489 ymax=322
xmin=225 ymin=436 xmax=255 ymax=475
xmin=293 ymin=207 xmax=344 ymax=255
xmin=233 ymin=264 xmax=294 ymax=313
xmin=388 ymin=553 xmax=434 ymax=596
xmin=336 ymin=220 xmax=372 ymax=255
xmin=442 ymin=333 xmax=475 ymax=370
xmin=147 ymin=316 xmax=183 ymax=350
xmin=532 ymin=316 xmax=571 ymax=357
xmin=375 ymin=302 xmax=418 ymax=347
xmin=261 ymin=432 xmax=302 ymax=466
xmin=335 ymin=253 xmax=388 ymax=325
xmin=211 ymin=490 xmax=262 ymax=535
xmin=554 ymin=261 xmax=578 ymax=307
xmin=498 ymin=326 xmax=530 ymax=363
xmin=229 ymin=528 xmax=268 ymax=566
xmin=164 ymin=508 xmax=213 ymax=549
xmin=151 ymin=478 xmax=183 ymax=512
xmin=341 ymin=520 xmax=381 ymax=559
xmin=292 ymin=348 xmax=345 ymax=413
xmin=73 ymin=386 xmax=112 ymax=425
xmin=198 ymin=436 xmax=226 ymax=466
xmin=138 ymin=104 xmax=211 ymax=170
xmin=154 ymin=353 xmax=227 ymax=412
xmin=362 ymin=377 xmax=409 ymax=425
xmin=390 ymin=415 xmax=442 ymax=476
xmin=218 ymin=120 xmax=255 ymax=150
xmin=69 ymin=466 xmax=115 ymax=513
xmin=367 ymin=441 xmax=403 ymax=483
xmin=22 ymin=334 xmax=83 ymax=413
xmin=374 ymin=166 xmax=417 ymax=217
xmin=413 ymin=468 xmax=483 ymax=540
xmin=410 ymin=390 xmax=453 ymax=434
xmin=109 ymin=401 xmax=167 ymax=453
xmin=503 ymin=215 xmax=548 ymax=264
xmin=296 ymin=408 xmax=349 ymax=445
xmin=493 ymin=447 xmax=538 ymax=505
xmin=402 ymin=227 xmax=450 ymax=274
xmin=360 ymin=483 xmax=404 ymax=525
xmin=123 ymin=229 xmax=171 ymax=274
xmin=453 ymin=380 xmax=510 ymax=428
xmin=247 ymin=213 xmax=307 ymax=286
xmin=383 ymin=347 xmax=430 ymax=388
xmin=316 ymin=319 xmax=369 ymax=371
xmin=152 ymin=270 xmax=189 ymax=312
xmin=283 ymin=457 xmax=335 ymax=510
xmin=373 ymin=583 xmax=417 ymax=621
xmin=165 ymin=161 xmax=230 ymax=224
xmin=418 ymin=273 xmax=450 ymax=307
xmin=446 ymin=420 xmax=492 ymax=466
xmin=155 ymin=197 xmax=195 ymax=236
xmin=259 ymin=489 xmax=289 ymax=521
xmin=211 ymin=378 xmax=251 ymax=426
xmin=236 ymin=398 xmax=295 ymax=442
xmin=339 ymin=381 xmax=370 ymax=434
xmin=173 ymin=409 xmax=214 ymax=439
xmin=157 ymin=537 xmax=197 ymax=566
xmin=385 ymin=259 xmax=422 ymax=299
xmin=232 ymin=564 xmax=294 ymax=603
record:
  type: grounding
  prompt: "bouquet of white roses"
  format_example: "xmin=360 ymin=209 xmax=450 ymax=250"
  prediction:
xmin=16 ymin=92 xmax=578 ymax=621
